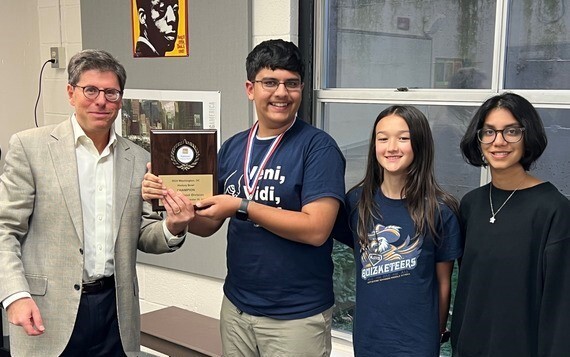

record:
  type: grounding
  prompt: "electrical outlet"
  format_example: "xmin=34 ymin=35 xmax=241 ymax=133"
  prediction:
xmin=50 ymin=47 xmax=66 ymax=69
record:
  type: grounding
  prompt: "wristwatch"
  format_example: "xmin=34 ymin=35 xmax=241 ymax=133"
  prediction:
xmin=235 ymin=199 xmax=250 ymax=221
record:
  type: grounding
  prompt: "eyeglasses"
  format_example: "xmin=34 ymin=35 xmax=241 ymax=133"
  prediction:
xmin=253 ymin=79 xmax=302 ymax=91
xmin=74 ymin=85 xmax=123 ymax=103
xmin=477 ymin=126 xmax=525 ymax=144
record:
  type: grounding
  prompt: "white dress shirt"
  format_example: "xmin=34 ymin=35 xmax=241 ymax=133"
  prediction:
xmin=71 ymin=115 xmax=185 ymax=281
xmin=72 ymin=115 xmax=117 ymax=281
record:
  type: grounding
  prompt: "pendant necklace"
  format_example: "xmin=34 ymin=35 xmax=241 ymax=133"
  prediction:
xmin=488 ymin=177 xmax=525 ymax=224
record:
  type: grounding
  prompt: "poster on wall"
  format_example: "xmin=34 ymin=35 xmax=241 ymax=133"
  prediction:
xmin=117 ymin=89 xmax=221 ymax=152
xmin=131 ymin=0 xmax=189 ymax=57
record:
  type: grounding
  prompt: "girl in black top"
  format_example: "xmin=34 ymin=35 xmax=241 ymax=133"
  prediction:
xmin=451 ymin=92 xmax=570 ymax=357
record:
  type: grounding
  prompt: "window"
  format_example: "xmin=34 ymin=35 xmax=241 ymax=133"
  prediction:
xmin=505 ymin=0 xmax=570 ymax=90
xmin=314 ymin=0 xmax=570 ymax=354
xmin=322 ymin=0 xmax=496 ymax=89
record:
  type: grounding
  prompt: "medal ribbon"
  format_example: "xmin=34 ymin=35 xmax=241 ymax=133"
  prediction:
xmin=243 ymin=119 xmax=295 ymax=199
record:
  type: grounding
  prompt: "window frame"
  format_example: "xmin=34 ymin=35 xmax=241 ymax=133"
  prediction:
xmin=313 ymin=0 xmax=570 ymax=121
xmin=309 ymin=0 xmax=570 ymax=343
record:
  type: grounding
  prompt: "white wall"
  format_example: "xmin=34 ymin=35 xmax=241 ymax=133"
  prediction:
xmin=38 ymin=0 xmax=83 ymax=127
xmin=0 ymin=2 xmax=41 ymax=171
xmin=2 ymin=0 xmax=354 ymax=355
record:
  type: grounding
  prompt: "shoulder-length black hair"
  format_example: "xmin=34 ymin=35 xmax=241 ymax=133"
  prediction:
xmin=460 ymin=92 xmax=548 ymax=171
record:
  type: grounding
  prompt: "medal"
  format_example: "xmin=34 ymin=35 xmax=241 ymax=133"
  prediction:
xmin=243 ymin=119 xmax=295 ymax=199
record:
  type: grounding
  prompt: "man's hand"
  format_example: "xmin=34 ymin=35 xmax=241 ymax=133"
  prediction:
xmin=164 ymin=189 xmax=195 ymax=235
xmin=6 ymin=297 xmax=45 ymax=336
xmin=142 ymin=163 xmax=166 ymax=202
xmin=142 ymin=162 xmax=196 ymax=235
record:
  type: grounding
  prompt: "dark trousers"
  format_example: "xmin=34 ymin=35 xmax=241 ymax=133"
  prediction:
xmin=60 ymin=286 xmax=126 ymax=357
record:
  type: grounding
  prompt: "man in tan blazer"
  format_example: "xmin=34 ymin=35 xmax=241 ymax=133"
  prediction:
xmin=0 ymin=49 xmax=193 ymax=356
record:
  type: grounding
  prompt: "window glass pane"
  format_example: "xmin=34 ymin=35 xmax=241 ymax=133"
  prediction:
xmin=533 ymin=108 xmax=570 ymax=198
xmin=427 ymin=105 xmax=482 ymax=198
xmin=325 ymin=0 xmax=496 ymax=89
xmin=332 ymin=240 xmax=355 ymax=334
xmin=505 ymin=0 xmax=570 ymax=89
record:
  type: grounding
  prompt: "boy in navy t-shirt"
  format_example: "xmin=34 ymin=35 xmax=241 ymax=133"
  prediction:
xmin=143 ymin=39 xmax=346 ymax=356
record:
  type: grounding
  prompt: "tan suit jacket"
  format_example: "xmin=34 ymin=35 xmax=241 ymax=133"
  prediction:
xmin=0 ymin=119 xmax=176 ymax=357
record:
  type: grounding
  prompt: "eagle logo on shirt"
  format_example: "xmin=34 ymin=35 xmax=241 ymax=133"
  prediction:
xmin=360 ymin=224 xmax=422 ymax=281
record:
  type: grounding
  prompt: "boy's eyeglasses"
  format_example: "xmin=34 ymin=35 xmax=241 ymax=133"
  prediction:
xmin=253 ymin=79 xmax=302 ymax=91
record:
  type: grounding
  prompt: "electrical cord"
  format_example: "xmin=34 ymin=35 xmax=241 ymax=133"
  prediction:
xmin=34 ymin=59 xmax=56 ymax=127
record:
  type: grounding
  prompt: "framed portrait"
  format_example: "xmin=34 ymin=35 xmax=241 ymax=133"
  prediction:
xmin=131 ymin=0 xmax=189 ymax=57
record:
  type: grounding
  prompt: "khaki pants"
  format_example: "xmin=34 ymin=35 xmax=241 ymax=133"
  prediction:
xmin=220 ymin=295 xmax=332 ymax=357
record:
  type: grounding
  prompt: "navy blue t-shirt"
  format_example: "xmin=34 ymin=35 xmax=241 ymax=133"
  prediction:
xmin=346 ymin=188 xmax=462 ymax=357
xmin=218 ymin=118 xmax=346 ymax=319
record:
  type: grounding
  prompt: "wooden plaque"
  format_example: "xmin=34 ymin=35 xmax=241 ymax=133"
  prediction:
xmin=150 ymin=129 xmax=217 ymax=211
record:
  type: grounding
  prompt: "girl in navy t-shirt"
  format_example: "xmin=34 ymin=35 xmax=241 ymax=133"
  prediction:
xmin=335 ymin=105 xmax=463 ymax=357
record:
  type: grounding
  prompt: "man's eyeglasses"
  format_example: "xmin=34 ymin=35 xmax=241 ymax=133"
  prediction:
xmin=74 ymin=85 xmax=123 ymax=103
xmin=477 ymin=126 xmax=525 ymax=144
xmin=253 ymin=79 xmax=302 ymax=91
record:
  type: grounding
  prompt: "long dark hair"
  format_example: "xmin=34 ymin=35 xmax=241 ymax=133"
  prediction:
xmin=349 ymin=105 xmax=458 ymax=248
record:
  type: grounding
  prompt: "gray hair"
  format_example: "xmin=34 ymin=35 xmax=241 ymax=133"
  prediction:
xmin=67 ymin=49 xmax=127 ymax=91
